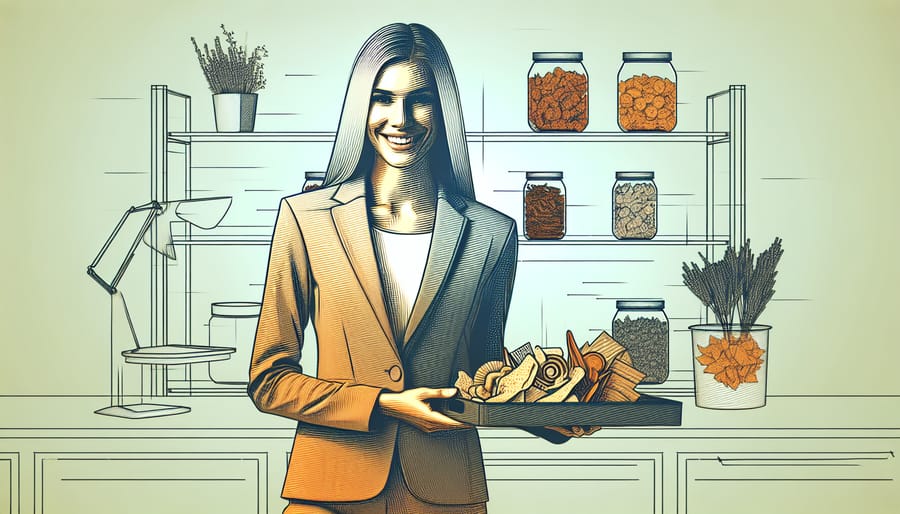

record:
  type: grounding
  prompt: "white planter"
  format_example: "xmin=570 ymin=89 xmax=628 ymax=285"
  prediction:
xmin=212 ymin=93 xmax=258 ymax=132
xmin=689 ymin=324 xmax=771 ymax=409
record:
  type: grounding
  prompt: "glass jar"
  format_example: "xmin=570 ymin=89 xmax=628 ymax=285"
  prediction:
xmin=302 ymin=171 xmax=325 ymax=192
xmin=612 ymin=300 xmax=669 ymax=384
xmin=523 ymin=171 xmax=566 ymax=240
xmin=617 ymin=52 xmax=677 ymax=132
xmin=207 ymin=301 xmax=261 ymax=384
xmin=527 ymin=52 xmax=588 ymax=132
xmin=612 ymin=171 xmax=657 ymax=240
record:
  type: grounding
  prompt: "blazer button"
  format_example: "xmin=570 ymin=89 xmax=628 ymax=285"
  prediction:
xmin=387 ymin=365 xmax=403 ymax=382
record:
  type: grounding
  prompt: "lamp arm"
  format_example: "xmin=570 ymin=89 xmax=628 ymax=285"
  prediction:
xmin=87 ymin=201 xmax=161 ymax=294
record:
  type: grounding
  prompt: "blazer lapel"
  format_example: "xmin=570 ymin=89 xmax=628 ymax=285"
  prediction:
xmin=403 ymin=192 xmax=469 ymax=347
xmin=330 ymin=179 xmax=397 ymax=357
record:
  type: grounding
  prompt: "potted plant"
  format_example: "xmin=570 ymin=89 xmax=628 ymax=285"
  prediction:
xmin=682 ymin=238 xmax=783 ymax=409
xmin=191 ymin=25 xmax=268 ymax=132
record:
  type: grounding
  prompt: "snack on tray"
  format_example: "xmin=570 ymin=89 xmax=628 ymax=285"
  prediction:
xmin=454 ymin=330 xmax=644 ymax=404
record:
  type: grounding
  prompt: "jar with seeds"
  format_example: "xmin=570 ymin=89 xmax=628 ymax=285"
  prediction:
xmin=612 ymin=171 xmax=657 ymax=240
xmin=612 ymin=299 xmax=669 ymax=383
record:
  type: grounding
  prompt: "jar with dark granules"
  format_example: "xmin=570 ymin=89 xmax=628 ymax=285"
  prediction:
xmin=612 ymin=299 xmax=669 ymax=383
xmin=523 ymin=171 xmax=566 ymax=240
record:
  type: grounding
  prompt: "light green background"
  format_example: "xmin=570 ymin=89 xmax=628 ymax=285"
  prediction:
xmin=0 ymin=0 xmax=898 ymax=510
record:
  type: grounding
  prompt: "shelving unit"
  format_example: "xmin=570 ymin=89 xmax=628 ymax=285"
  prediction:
xmin=146 ymin=83 xmax=746 ymax=398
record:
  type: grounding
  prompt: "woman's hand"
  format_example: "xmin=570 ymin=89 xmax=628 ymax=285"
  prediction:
xmin=544 ymin=425 xmax=603 ymax=438
xmin=378 ymin=387 xmax=472 ymax=432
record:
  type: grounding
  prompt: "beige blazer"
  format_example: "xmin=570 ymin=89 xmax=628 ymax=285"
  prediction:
xmin=248 ymin=176 xmax=517 ymax=504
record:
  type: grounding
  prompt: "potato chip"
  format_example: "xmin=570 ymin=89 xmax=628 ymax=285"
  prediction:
xmin=696 ymin=333 xmax=765 ymax=390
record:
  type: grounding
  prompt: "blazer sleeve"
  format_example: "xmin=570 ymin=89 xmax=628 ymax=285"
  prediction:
xmin=469 ymin=220 xmax=517 ymax=369
xmin=247 ymin=199 xmax=383 ymax=432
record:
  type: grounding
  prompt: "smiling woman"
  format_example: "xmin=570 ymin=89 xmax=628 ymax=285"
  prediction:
xmin=247 ymin=23 xmax=517 ymax=514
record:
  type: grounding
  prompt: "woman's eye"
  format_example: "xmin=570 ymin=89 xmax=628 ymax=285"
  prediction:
xmin=371 ymin=93 xmax=392 ymax=104
xmin=409 ymin=93 xmax=434 ymax=105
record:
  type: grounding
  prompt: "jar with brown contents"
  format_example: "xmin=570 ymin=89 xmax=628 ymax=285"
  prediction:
xmin=523 ymin=172 xmax=566 ymax=240
xmin=302 ymin=171 xmax=325 ymax=192
xmin=617 ymin=52 xmax=677 ymax=132
xmin=528 ymin=52 xmax=588 ymax=132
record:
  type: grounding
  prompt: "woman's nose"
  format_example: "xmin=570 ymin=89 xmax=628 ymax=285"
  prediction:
xmin=388 ymin=98 xmax=410 ymax=128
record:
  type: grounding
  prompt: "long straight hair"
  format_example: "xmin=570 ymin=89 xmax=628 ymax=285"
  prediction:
xmin=322 ymin=23 xmax=475 ymax=201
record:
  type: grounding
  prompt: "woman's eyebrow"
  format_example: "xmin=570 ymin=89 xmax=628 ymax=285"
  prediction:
xmin=371 ymin=87 xmax=434 ymax=97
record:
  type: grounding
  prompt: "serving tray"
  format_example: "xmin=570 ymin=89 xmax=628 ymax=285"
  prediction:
xmin=436 ymin=394 xmax=682 ymax=427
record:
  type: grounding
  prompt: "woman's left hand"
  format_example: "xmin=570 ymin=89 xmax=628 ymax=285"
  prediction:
xmin=543 ymin=425 xmax=603 ymax=438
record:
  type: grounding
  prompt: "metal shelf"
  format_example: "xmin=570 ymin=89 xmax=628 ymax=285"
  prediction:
xmin=168 ymin=130 xmax=729 ymax=144
xmin=519 ymin=235 xmax=729 ymax=246
xmin=171 ymin=234 xmax=730 ymax=247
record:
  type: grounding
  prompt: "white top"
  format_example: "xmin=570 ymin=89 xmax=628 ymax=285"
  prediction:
xmin=371 ymin=228 xmax=432 ymax=343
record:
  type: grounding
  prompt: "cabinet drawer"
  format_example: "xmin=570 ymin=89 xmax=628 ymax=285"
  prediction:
xmin=0 ymin=454 xmax=17 ymax=514
xmin=484 ymin=452 xmax=661 ymax=514
xmin=35 ymin=452 xmax=266 ymax=514
xmin=679 ymin=451 xmax=899 ymax=514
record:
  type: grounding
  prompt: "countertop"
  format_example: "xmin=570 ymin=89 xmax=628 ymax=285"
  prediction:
xmin=1 ymin=395 xmax=898 ymax=440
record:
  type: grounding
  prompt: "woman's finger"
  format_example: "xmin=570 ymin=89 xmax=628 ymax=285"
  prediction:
xmin=415 ymin=387 xmax=458 ymax=400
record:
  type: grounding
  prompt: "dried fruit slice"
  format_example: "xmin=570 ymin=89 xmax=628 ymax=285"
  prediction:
xmin=473 ymin=360 xmax=505 ymax=385
xmin=484 ymin=367 xmax=512 ymax=395
xmin=489 ymin=355 xmax=539 ymax=402
xmin=538 ymin=367 xmax=585 ymax=403
xmin=455 ymin=371 xmax=474 ymax=399
xmin=566 ymin=330 xmax=586 ymax=370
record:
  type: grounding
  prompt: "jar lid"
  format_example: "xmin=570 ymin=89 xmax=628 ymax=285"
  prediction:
xmin=211 ymin=301 xmax=262 ymax=317
xmin=305 ymin=171 xmax=326 ymax=180
xmin=525 ymin=171 xmax=564 ymax=180
xmin=616 ymin=171 xmax=654 ymax=180
xmin=616 ymin=299 xmax=665 ymax=310
xmin=622 ymin=52 xmax=672 ymax=63
xmin=532 ymin=52 xmax=583 ymax=62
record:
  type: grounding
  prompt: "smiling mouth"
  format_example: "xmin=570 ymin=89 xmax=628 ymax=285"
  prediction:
xmin=382 ymin=133 xmax=417 ymax=150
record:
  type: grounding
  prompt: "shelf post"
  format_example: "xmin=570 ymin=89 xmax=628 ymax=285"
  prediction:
xmin=729 ymin=85 xmax=747 ymax=247
xmin=149 ymin=85 xmax=168 ymax=399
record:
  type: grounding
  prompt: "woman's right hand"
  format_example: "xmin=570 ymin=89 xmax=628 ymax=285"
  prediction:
xmin=378 ymin=387 xmax=471 ymax=433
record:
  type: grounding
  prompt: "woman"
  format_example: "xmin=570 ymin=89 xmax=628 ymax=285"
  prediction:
xmin=248 ymin=23 xmax=516 ymax=513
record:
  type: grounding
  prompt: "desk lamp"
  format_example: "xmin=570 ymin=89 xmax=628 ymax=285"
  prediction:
xmin=87 ymin=197 xmax=236 ymax=418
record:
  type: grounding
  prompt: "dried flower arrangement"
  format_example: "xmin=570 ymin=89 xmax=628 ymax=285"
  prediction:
xmin=191 ymin=24 xmax=268 ymax=94
xmin=682 ymin=238 xmax=783 ymax=390
xmin=682 ymin=238 xmax=783 ymax=333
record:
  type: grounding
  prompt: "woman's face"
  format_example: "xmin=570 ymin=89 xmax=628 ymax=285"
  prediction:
xmin=367 ymin=60 xmax=438 ymax=170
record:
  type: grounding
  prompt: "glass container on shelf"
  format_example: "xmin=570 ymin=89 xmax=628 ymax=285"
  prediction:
xmin=303 ymin=171 xmax=326 ymax=192
xmin=612 ymin=299 xmax=669 ymax=383
xmin=617 ymin=52 xmax=677 ymax=132
xmin=523 ymin=171 xmax=566 ymax=240
xmin=612 ymin=171 xmax=657 ymax=240
xmin=527 ymin=52 xmax=588 ymax=132
xmin=208 ymin=301 xmax=262 ymax=384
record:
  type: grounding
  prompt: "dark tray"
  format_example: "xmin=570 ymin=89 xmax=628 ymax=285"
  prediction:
xmin=435 ymin=394 xmax=682 ymax=427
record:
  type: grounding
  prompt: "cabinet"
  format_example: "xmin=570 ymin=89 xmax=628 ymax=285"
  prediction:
xmin=144 ymin=84 xmax=746 ymax=398
xmin=2 ymin=396 xmax=898 ymax=514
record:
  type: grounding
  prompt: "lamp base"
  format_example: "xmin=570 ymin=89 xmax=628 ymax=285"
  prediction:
xmin=95 ymin=403 xmax=190 ymax=419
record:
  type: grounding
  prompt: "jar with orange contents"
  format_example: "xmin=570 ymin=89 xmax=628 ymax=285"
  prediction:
xmin=617 ymin=52 xmax=677 ymax=132
xmin=527 ymin=52 xmax=588 ymax=132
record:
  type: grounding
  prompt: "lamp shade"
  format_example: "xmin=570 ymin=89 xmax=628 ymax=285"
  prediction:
xmin=143 ymin=196 xmax=232 ymax=259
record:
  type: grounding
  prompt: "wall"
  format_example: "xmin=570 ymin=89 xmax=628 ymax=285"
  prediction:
xmin=1 ymin=0 xmax=898 ymax=396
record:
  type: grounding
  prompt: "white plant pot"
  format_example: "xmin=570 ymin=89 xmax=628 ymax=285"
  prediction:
xmin=689 ymin=324 xmax=771 ymax=409
xmin=212 ymin=93 xmax=258 ymax=132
